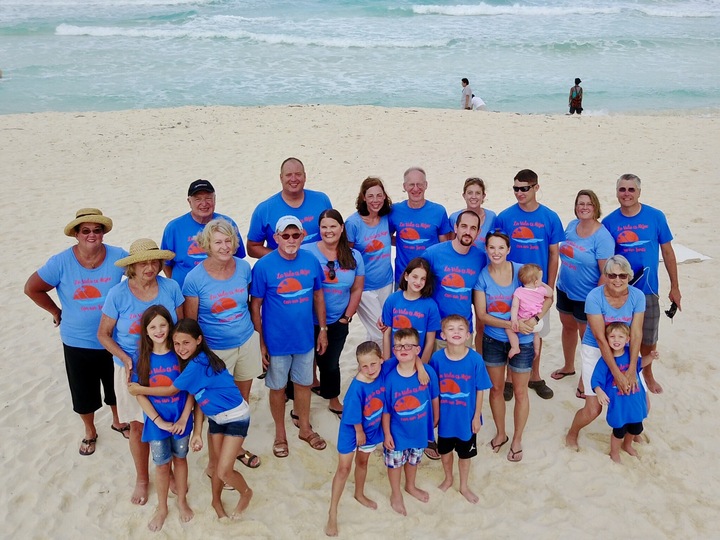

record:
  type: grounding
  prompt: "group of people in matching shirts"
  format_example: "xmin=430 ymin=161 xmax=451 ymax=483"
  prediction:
xmin=26 ymin=158 xmax=681 ymax=535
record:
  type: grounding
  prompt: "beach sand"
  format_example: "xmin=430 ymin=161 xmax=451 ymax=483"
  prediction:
xmin=2 ymin=106 xmax=719 ymax=538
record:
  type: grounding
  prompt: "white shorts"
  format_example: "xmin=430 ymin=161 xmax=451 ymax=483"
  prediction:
xmin=213 ymin=332 xmax=263 ymax=382
xmin=356 ymin=284 xmax=393 ymax=345
xmin=537 ymin=312 xmax=550 ymax=338
xmin=114 ymin=363 xmax=144 ymax=424
xmin=580 ymin=344 xmax=601 ymax=397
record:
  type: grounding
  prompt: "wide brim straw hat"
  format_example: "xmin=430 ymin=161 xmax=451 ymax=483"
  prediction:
xmin=115 ymin=238 xmax=175 ymax=267
xmin=64 ymin=208 xmax=113 ymax=237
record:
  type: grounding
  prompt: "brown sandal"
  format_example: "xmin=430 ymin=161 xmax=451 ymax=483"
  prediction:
xmin=298 ymin=431 xmax=326 ymax=451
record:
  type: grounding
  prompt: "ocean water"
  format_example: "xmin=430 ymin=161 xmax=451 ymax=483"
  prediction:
xmin=0 ymin=0 xmax=718 ymax=115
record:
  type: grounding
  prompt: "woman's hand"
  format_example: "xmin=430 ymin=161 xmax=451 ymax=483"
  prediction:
xmin=127 ymin=382 xmax=142 ymax=396
xmin=516 ymin=318 xmax=535 ymax=335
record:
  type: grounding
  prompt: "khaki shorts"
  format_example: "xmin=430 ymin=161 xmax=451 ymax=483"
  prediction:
xmin=114 ymin=363 xmax=144 ymax=424
xmin=213 ymin=332 xmax=263 ymax=382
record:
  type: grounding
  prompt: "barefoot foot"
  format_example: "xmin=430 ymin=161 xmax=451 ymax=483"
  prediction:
xmin=460 ymin=486 xmax=479 ymax=504
xmin=131 ymin=481 xmax=149 ymax=505
xmin=405 ymin=485 xmax=429 ymax=503
xmin=232 ymin=487 xmax=253 ymax=518
xmin=438 ymin=477 xmax=453 ymax=492
xmin=390 ymin=493 xmax=407 ymax=516
xmin=325 ymin=515 xmax=339 ymax=537
xmin=565 ymin=433 xmax=579 ymax=451
xmin=212 ymin=500 xmax=228 ymax=519
xmin=354 ymin=493 xmax=377 ymax=509
xmin=622 ymin=442 xmax=639 ymax=457
xmin=177 ymin=498 xmax=194 ymax=523
xmin=148 ymin=507 xmax=168 ymax=532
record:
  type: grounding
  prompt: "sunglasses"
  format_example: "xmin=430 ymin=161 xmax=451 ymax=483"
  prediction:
xmin=513 ymin=184 xmax=536 ymax=193
xmin=617 ymin=187 xmax=637 ymax=193
xmin=79 ymin=227 xmax=104 ymax=235
xmin=326 ymin=260 xmax=336 ymax=280
xmin=606 ymin=273 xmax=629 ymax=280
xmin=665 ymin=301 xmax=678 ymax=320
xmin=279 ymin=232 xmax=302 ymax=240
xmin=392 ymin=343 xmax=419 ymax=351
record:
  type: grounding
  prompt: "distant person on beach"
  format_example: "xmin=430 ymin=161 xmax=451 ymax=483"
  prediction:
xmin=389 ymin=167 xmax=452 ymax=286
xmin=568 ymin=78 xmax=583 ymax=115
xmin=24 ymin=208 xmax=128 ymax=457
xmin=161 ymin=179 xmax=245 ymax=288
xmin=602 ymin=173 xmax=682 ymax=394
xmin=471 ymin=94 xmax=486 ymax=111
xmin=461 ymin=78 xmax=473 ymax=110
xmin=246 ymin=157 xmax=332 ymax=259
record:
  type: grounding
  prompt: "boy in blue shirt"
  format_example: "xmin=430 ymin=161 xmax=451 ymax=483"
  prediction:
xmin=382 ymin=328 xmax=439 ymax=516
xmin=430 ymin=315 xmax=491 ymax=503
xmin=591 ymin=322 xmax=652 ymax=463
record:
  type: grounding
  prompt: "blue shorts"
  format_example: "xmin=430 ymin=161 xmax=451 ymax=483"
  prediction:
xmin=383 ymin=447 xmax=423 ymax=468
xmin=482 ymin=334 xmax=534 ymax=373
xmin=264 ymin=349 xmax=314 ymax=390
xmin=149 ymin=435 xmax=190 ymax=466
xmin=208 ymin=416 xmax=250 ymax=438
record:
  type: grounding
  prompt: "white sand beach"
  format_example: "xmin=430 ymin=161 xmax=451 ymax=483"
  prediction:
xmin=2 ymin=106 xmax=719 ymax=538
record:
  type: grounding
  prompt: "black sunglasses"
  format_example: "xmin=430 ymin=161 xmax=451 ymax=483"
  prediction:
xmin=326 ymin=261 xmax=336 ymax=280
xmin=513 ymin=184 xmax=536 ymax=193
xmin=665 ymin=302 xmax=678 ymax=320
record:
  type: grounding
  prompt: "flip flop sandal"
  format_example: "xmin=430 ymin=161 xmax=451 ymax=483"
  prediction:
xmin=490 ymin=435 xmax=509 ymax=454
xmin=237 ymin=451 xmax=261 ymax=469
xmin=507 ymin=448 xmax=523 ymax=462
xmin=111 ymin=424 xmax=131 ymax=439
xmin=550 ymin=370 xmax=576 ymax=380
xmin=79 ymin=435 xmax=98 ymax=456
xmin=423 ymin=441 xmax=441 ymax=460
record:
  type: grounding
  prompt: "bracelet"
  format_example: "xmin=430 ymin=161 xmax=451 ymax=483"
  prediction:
xmin=153 ymin=414 xmax=159 ymax=423
xmin=319 ymin=326 xmax=328 ymax=331
xmin=534 ymin=315 xmax=540 ymax=322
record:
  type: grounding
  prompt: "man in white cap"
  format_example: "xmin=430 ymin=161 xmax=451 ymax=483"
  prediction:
xmin=246 ymin=157 xmax=331 ymax=259
xmin=250 ymin=216 xmax=329 ymax=458
xmin=161 ymin=179 xmax=245 ymax=287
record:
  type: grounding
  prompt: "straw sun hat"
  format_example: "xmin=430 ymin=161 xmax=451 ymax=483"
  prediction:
xmin=115 ymin=238 xmax=175 ymax=267
xmin=64 ymin=208 xmax=113 ymax=237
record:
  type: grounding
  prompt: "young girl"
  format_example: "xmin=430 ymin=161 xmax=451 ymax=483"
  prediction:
xmin=133 ymin=305 xmax=195 ymax=532
xmin=380 ymin=258 xmax=441 ymax=363
xmin=129 ymin=318 xmax=253 ymax=520
xmin=507 ymin=263 xmax=553 ymax=358
xmin=325 ymin=342 xmax=385 ymax=537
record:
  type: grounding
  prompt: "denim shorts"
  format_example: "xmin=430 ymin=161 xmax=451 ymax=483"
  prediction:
xmin=482 ymin=334 xmax=534 ymax=373
xmin=264 ymin=349 xmax=314 ymax=390
xmin=383 ymin=447 xmax=423 ymax=468
xmin=149 ymin=435 xmax=190 ymax=466
xmin=208 ymin=416 xmax=250 ymax=438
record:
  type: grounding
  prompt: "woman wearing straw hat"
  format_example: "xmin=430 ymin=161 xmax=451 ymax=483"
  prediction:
xmin=98 ymin=238 xmax=184 ymax=506
xmin=25 ymin=208 xmax=128 ymax=457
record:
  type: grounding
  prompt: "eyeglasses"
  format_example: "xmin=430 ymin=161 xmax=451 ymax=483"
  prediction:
xmin=513 ymin=185 xmax=536 ymax=193
xmin=665 ymin=302 xmax=678 ymax=320
xmin=279 ymin=232 xmax=302 ymax=240
xmin=392 ymin=343 xmax=419 ymax=351
xmin=79 ymin=227 xmax=104 ymax=235
xmin=617 ymin=187 xmax=637 ymax=193
xmin=606 ymin=273 xmax=629 ymax=280
xmin=326 ymin=260 xmax=336 ymax=280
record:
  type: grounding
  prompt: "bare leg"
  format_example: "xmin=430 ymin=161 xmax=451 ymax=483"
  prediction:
xmin=508 ymin=370 xmax=531 ymax=459
xmin=609 ymin=434 xmax=623 ymax=463
xmin=487 ymin=366 xmax=508 ymax=449
xmin=207 ymin=433 xmax=228 ymax=519
xmin=505 ymin=328 xmax=521 ymax=359
xmin=294 ymin=384 xmax=315 ymax=439
xmin=530 ymin=338 xmax=543 ymax=382
xmin=458 ymin=458 xmax=478 ymax=503
xmin=353 ymin=451 xmax=376 ymax=509
xmin=213 ymin=433 xmax=253 ymax=519
xmin=173 ymin=456 xmax=193 ymax=523
xmin=622 ymin=434 xmax=639 ymax=457
xmin=234 ymin=379 xmax=259 ymax=464
xmin=640 ymin=343 xmax=663 ymax=394
xmin=269 ymin=388 xmax=289 ymax=447
xmin=532 ymin=333 xmax=541 ymax=356
xmin=387 ymin=467 xmax=406 ymax=515
xmin=438 ymin=452 xmax=453 ymax=492
xmin=109 ymin=406 xmax=126 ymax=432
xmin=565 ymin=396 xmax=602 ymax=450
xmin=79 ymin=412 xmax=97 ymax=442
xmin=148 ymin=462 xmax=170 ymax=531
xmin=325 ymin=453 xmax=353 ymax=536
xmin=403 ymin=463 xmax=429 ymax=503
xmin=129 ymin=421 xmax=150 ymax=505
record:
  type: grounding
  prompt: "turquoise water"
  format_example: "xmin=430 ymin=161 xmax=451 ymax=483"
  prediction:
xmin=1 ymin=0 xmax=719 ymax=114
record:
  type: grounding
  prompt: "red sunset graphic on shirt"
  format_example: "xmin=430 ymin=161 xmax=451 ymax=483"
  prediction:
xmin=440 ymin=379 xmax=462 ymax=394
xmin=392 ymin=314 xmax=412 ymax=328
xmin=559 ymin=244 xmax=574 ymax=258
xmin=277 ymin=277 xmax=311 ymax=299
xmin=365 ymin=239 xmax=385 ymax=253
xmin=187 ymin=241 xmax=205 ymax=258
xmin=394 ymin=394 xmax=428 ymax=416
xmin=441 ymin=273 xmax=465 ymax=288
xmin=129 ymin=321 xmax=142 ymax=334
xmin=73 ymin=285 xmax=103 ymax=305
xmin=513 ymin=226 xmax=535 ymax=239
xmin=617 ymin=230 xmax=639 ymax=243
xmin=487 ymin=301 xmax=511 ymax=314
xmin=399 ymin=228 xmax=420 ymax=240
xmin=150 ymin=374 xmax=174 ymax=387
xmin=363 ymin=397 xmax=383 ymax=420
xmin=211 ymin=297 xmax=243 ymax=322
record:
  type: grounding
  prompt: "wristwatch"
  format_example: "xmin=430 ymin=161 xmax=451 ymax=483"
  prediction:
xmin=534 ymin=315 xmax=541 ymax=322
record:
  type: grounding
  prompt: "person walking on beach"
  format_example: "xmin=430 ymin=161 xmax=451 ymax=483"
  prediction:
xmin=461 ymin=78 xmax=473 ymax=110
xmin=161 ymin=179 xmax=246 ymax=288
xmin=601 ymin=173 xmax=681 ymax=394
xmin=246 ymin=157 xmax=332 ymax=259
xmin=568 ymin=78 xmax=583 ymax=115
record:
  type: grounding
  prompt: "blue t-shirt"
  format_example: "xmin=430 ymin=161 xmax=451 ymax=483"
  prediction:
xmin=591 ymin=348 xmax=647 ymax=429
xmin=337 ymin=376 xmax=385 ymax=454
xmin=449 ymin=208 xmax=497 ymax=254
xmin=345 ymin=212 xmax=393 ymax=291
xmin=583 ymin=286 xmax=646 ymax=348
xmin=172 ymin=352 xmax=244 ymax=417
xmin=495 ymin=204 xmax=564 ymax=280
xmin=182 ymin=257 xmax=254 ymax=350
xmin=602 ymin=205 xmax=674 ymax=296
xmin=422 ymin=241 xmax=484 ymax=331
xmin=247 ymin=190 xmax=332 ymax=251
xmin=37 ymin=245 xmax=127 ymax=349
xmin=381 ymin=291 xmax=441 ymax=355
xmin=102 ymin=276 xmax=184 ymax=366
xmin=429 ymin=348 xmax=491 ymax=441
xmin=389 ymin=200 xmax=452 ymax=283
xmin=250 ymin=249 xmax=323 ymax=355
xmin=384 ymin=363 xmax=439 ymax=451
xmin=557 ymin=220 xmax=616 ymax=301
xmin=302 ymin=242 xmax=365 ymax=324
xmin=474 ymin=262 xmax=533 ymax=344
xmin=131 ymin=351 xmax=192 ymax=443
xmin=161 ymin=212 xmax=246 ymax=287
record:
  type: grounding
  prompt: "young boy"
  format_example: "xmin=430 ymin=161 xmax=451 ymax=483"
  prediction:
xmin=429 ymin=315 xmax=491 ymax=503
xmin=591 ymin=322 xmax=652 ymax=463
xmin=325 ymin=342 xmax=385 ymax=537
xmin=507 ymin=263 xmax=553 ymax=358
xmin=382 ymin=328 xmax=439 ymax=516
